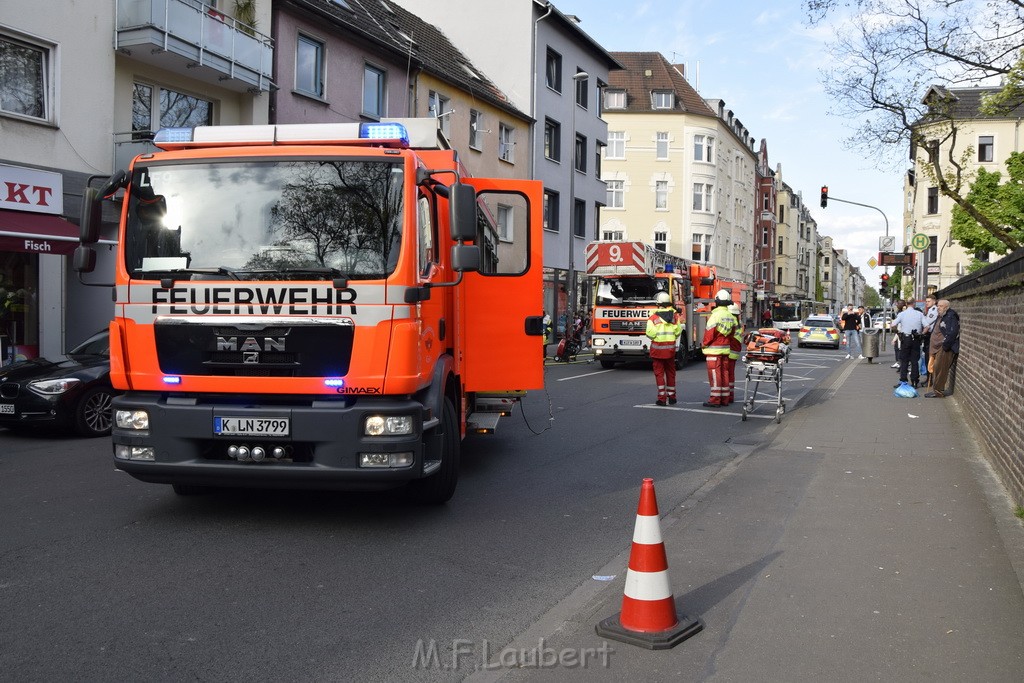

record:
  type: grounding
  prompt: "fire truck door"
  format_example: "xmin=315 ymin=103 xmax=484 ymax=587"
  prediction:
xmin=458 ymin=182 xmax=544 ymax=392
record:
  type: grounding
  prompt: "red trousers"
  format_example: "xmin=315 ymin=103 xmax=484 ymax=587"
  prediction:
xmin=705 ymin=355 xmax=728 ymax=405
xmin=652 ymin=357 xmax=677 ymax=402
xmin=724 ymin=357 xmax=737 ymax=404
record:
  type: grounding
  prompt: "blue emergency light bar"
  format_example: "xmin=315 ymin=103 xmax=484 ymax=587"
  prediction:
xmin=153 ymin=122 xmax=410 ymax=146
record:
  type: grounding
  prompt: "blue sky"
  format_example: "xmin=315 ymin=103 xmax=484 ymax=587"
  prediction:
xmin=553 ymin=0 xmax=907 ymax=279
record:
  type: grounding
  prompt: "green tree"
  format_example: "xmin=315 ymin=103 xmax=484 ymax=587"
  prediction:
xmin=805 ymin=0 xmax=1024 ymax=250
xmin=950 ymin=152 xmax=1024 ymax=270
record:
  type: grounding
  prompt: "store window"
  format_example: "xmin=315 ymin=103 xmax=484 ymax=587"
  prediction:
xmin=0 ymin=252 xmax=39 ymax=364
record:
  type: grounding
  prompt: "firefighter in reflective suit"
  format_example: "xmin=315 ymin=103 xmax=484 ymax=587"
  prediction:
xmin=726 ymin=303 xmax=744 ymax=405
xmin=701 ymin=290 xmax=739 ymax=407
xmin=645 ymin=291 xmax=682 ymax=406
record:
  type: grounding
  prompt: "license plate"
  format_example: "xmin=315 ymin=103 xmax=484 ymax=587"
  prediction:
xmin=619 ymin=339 xmax=642 ymax=347
xmin=0 ymin=403 xmax=14 ymax=414
xmin=214 ymin=416 xmax=289 ymax=436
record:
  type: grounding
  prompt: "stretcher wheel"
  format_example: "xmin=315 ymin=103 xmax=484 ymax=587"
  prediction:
xmin=775 ymin=407 xmax=783 ymax=423
xmin=741 ymin=407 xmax=748 ymax=421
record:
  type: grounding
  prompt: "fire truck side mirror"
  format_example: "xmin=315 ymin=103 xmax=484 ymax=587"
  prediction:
xmin=79 ymin=187 xmax=103 ymax=245
xmin=449 ymin=182 xmax=478 ymax=242
xmin=451 ymin=244 xmax=480 ymax=273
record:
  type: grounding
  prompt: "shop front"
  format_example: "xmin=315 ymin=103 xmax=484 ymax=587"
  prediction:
xmin=0 ymin=163 xmax=80 ymax=366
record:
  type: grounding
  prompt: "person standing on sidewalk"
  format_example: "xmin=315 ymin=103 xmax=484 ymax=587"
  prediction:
xmin=919 ymin=296 xmax=938 ymax=384
xmin=701 ymin=290 xmax=738 ymax=407
xmin=645 ymin=291 xmax=682 ymax=406
xmin=926 ymin=299 xmax=960 ymax=398
xmin=840 ymin=304 xmax=863 ymax=359
xmin=890 ymin=301 xmax=925 ymax=388
xmin=890 ymin=300 xmax=907 ymax=369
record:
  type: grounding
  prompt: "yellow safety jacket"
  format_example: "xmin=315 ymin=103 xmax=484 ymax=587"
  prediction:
xmin=645 ymin=306 xmax=682 ymax=360
xmin=702 ymin=306 xmax=738 ymax=356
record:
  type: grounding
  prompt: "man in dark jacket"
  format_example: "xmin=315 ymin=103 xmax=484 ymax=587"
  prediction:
xmin=925 ymin=299 xmax=959 ymax=398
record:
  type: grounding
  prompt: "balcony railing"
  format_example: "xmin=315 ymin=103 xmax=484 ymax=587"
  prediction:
xmin=113 ymin=131 xmax=160 ymax=172
xmin=115 ymin=0 xmax=273 ymax=93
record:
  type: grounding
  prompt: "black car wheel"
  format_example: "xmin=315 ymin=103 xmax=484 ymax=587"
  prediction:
xmin=74 ymin=386 xmax=115 ymax=437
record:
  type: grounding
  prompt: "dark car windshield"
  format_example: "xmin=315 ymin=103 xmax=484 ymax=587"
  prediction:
xmin=804 ymin=318 xmax=834 ymax=328
xmin=69 ymin=331 xmax=109 ymax=356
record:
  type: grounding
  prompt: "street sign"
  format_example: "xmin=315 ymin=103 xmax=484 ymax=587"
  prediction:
xmin=879 ymin=236 xmax=896 ymax=251
xmin=912 ymin=233 xmax=930 ymax=251
xmin=879 ymin=252 xmax=915 ymax=267
xmin=867 ymin=256 xmax=878 ymax=269
xmin=903 ymin=266 xmax=914 ymax=276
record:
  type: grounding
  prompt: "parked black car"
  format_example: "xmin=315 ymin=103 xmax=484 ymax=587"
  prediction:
xmin=0 ymin=329 xmax=116 ymax=437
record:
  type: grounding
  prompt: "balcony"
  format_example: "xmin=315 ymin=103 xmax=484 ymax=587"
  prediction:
xmin=115 ymin=0 xmax=273 ymax=93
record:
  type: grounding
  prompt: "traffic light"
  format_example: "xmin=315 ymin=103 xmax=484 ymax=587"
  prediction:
xmin=879 ymin=272 xmax=889 ymax=298
xmin=820 ymin=185 xmax=828 ymax=208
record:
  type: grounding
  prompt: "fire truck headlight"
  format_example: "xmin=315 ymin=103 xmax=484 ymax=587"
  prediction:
xmin=592 ymin=338 xmax=606 ymax=347
xmin=115 ymin=445 xmax=154 ymax=461
xmin=359 ymin=452 xmax=414 ymax=468
xmin=115 ymin=410 xmax=150 ymax=430
xmin=364 ymin=415 xmax=414 ymax=436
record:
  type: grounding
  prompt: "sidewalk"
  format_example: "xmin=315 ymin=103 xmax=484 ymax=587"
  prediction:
xmin=482 ymin=355 xmax=1024 ymax=682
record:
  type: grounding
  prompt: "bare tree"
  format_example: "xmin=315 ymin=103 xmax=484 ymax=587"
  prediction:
xmin=807 ymin=0 xmax=1024 ymax=250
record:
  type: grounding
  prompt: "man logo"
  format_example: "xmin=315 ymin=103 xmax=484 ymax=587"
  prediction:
xmin=243 ymin=351 xmax=260 ymax=364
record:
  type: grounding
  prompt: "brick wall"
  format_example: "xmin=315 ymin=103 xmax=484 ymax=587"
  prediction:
xmin=941 ymin=249 xmax=1024 ymax=507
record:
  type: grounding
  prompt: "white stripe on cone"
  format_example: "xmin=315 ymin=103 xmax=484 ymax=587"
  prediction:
xmin=632 ymin=515 xmax=663 ymax=545
xmin=623 ymin=568 xmax=673 ymax=601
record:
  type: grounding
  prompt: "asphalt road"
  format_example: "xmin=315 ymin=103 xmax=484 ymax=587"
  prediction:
xmin=0 ymin=346 xmax=844 ymax=681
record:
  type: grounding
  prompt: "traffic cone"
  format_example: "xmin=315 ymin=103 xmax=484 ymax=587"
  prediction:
xmin=595 ymin=478 xmax=702 ymax=650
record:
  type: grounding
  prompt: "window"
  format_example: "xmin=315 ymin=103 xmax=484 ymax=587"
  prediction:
xmin=497 ymin=203 xmax=513 ymax=241
xmin=928 ymin=235 xmax=938 ymax=263
xmin=926 ymin=187 xmax=938 ymax=214
xmin=606 ymin=180 xmax=624 ymax=209
xmin=544 ymin=190 xmax=559 ymax=232
xmin=694 ymin=134 xmax=714 ymax=162
xmin=417 ymin=195 xmax=436 ymax=275
xmin=295 ymin=34 xmax=324 ymax=98
xmin=1 ymin=33 xmax=51 ymax=121
xmin=761 ymin=226 xmax=769 ymax=245
xmin=362 ymin=64 xmax=385 ymax=118
xmin=654 ymin=231 xmax=667 ymax=252
xmin=575 ymin=134 xmax=587 ymax=173
xmin=603 ymin=230 xmax=624 ymax=241
xmin=499 ymin=124 xmax=514 ymax=162
xmin=575 ymin=72 xmax=588 ymax=109
xmin=469 ymin=109 xmax=483 ymax=150
xmin=573 ymin=199 xmax=586 ymax=238
xmin=595 ymin=142 xmax=604 ymax=177
xmin=778 ymin=236 xmax=784 ymax=252
xmin=655 ymin=181 xmax=668 ymax=210
xmin=692 ymin=183 xmax=713 ymax=212
xmin=691 ymin=234 xmax=710 ymax=261
xmin=652 ymin=91 xmax=674 ymax=109
xmin=545 ymin=48 xmax=562 ymax=92
xmin=428 ymin=91 xmax=451 ymax=137
xmin=779 ymin=205 xmax=785 ymax=222
xmin=607 ymin=131 xmax=625 ymax=159
xmin=132 ymin=82 xmax=212 ymax=138
xmin=604 ymin=90 xmax=626 ymax=109
xmin=777 ymin=266 xmax=783 ymax=283
xmin=544 ymin=119 xmax=561 ymax=161
xmin=656 ymin=132 xmax=669 ymax=159
xmin=978 ymin=135 xmax=994 ymax=162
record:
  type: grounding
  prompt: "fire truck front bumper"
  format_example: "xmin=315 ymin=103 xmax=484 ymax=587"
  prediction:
xmin=591 ymin=335 xmax=649 ymax=360
xmin=109 ymin=392 xmax=441 ymax=491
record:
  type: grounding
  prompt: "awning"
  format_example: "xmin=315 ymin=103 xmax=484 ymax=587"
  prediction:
xmin=0 ymin=209 xmax=80 ymax=256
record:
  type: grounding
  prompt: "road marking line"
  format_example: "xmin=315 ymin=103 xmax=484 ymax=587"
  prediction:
xmin=634 ymin=404 xmax=775 ymax=419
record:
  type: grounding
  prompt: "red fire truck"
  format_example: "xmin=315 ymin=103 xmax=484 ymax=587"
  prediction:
xmin=74 ymin=119 xmax=544 ymax=503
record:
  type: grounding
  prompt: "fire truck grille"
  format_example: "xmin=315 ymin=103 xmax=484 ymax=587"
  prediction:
xmin=154 ymin=323 xmax=353 ymax=378
xmin=609 ymin=320 xmax=647 ymax=332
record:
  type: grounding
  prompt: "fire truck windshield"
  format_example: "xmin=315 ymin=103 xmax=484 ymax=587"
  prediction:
xmin=123 ymin=159 xmax=404 ymax=281
xmin=595 ymin=277 xmax=666 ymax=305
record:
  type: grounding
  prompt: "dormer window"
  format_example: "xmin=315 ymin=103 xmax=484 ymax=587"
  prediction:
xmin=604 ymin=90 xmax=626 ymax=109
xmin=652 ymin=91 xmax=674 ymax=109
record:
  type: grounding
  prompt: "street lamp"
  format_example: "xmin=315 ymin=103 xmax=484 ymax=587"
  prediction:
xmin=566 ymin=71 xmax=589 ymax=336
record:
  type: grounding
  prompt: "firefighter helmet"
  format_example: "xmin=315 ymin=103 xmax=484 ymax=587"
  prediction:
xmin=655 ymin=291 xmax=671 ymax=305
xmin=715 ymin=289 xmax=732 ymax=306
xmin=728 ymin=304 xmax=740 ymax=316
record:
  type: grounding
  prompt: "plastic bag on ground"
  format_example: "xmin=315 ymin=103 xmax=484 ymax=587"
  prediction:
xmin=893 ymin=381 xmax=918 ymax=398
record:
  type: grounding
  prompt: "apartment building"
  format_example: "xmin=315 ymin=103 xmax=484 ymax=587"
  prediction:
xmin=907 ymin=84 xmax=1024 ymax=293
xmin=599 ymin=52 xmax=757 ymax=312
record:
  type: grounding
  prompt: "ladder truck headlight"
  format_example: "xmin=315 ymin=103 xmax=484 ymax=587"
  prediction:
xmin=115 ymin=410 xmax=150 ymax=430
xmin=364 ymin=415 xmax=414 ymax=436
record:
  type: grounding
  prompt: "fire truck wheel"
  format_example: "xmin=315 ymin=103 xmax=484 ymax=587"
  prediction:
xmin=407 ymin=396 xmax=459 ymax=504
xmin=599 ymin=360 xmax=616 ymax=369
